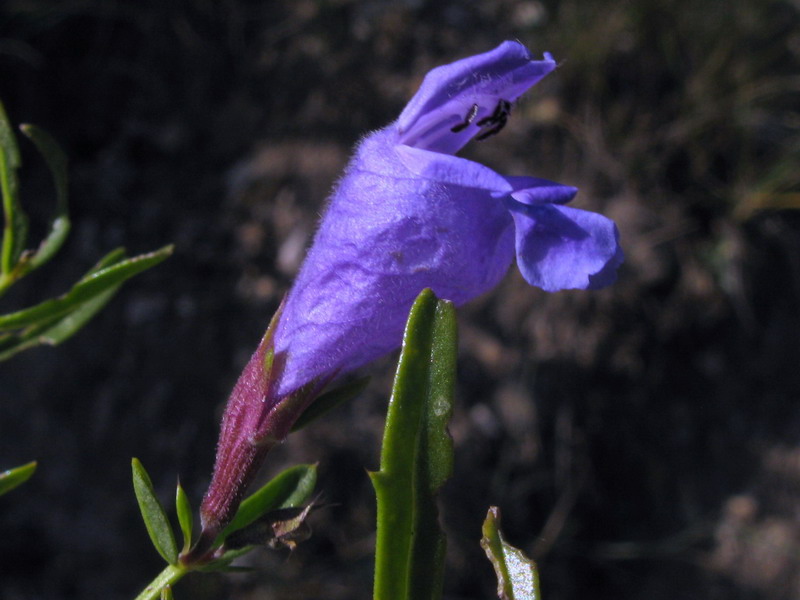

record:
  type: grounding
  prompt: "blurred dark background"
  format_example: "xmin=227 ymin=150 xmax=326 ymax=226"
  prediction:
xmin=1 ymin=0 xmax=799 ymax=598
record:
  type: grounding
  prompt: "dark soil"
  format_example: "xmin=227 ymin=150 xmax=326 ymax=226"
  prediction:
xmin=1 ymin=1 xmax=799 ymax=599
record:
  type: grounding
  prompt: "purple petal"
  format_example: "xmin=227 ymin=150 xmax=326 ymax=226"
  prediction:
xmin=508 ymin=199 xmax=623 ymax=291
xmin=505 ymin=175 xmax=578 ymax=205
xmin=273 ymin=134 xmax=516 ymax=395
xmin=396 ymin=41 xmax=556 ymax=154
xmin=396 ymin=144 xmax=513 ymax=193
xmin=587 ymin=243 xmax=625 ymax=289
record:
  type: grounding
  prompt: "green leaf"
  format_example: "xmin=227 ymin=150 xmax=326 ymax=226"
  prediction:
xmin=0 ymin=99 xmax=28 ymax=277
xmin=219 ymin=463 xmax=317 ymax=543
xmin=175 ymin=480 xmax=193 ymax=553
xmin=0 ymin=247 xmax=172 ymax=361
xmin=87 ymin=247 xmax=128 ymax=273
xmin=0 ymin=282 xmax=119 ymax=361
xmin=370 ymin=288 xmax=457 ymax=600
xmin=291 ymin=376 xmax=370 ymax=432
xmin=132 ymin=458 xmax=179 ymax=565
xmin=160 ymin=585 xmax=174 ymax=600
xmin=0 ymin=101 xmax=20 ymax=169
xmin=0 ymin=114 xmax=69 ymax=290
xmin=19 ymin=124 xmax=70 ymax=272
xmin=0 ymin=244 xmax=173 ymax=331
xmin=0 ymin=461 xmax=36 ymax=496
xmin=481 ymin=507 xmax=541 ymax=600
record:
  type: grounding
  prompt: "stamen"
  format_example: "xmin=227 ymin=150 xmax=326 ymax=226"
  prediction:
xmin=450 ymin=104 xmax=480 ymax=133
xmin=476 ymin=99 xmax=512 ymax=141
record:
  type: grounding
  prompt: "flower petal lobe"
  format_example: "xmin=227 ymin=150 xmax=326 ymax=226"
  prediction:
xmin=508 ymin=201 xmax=622 ymax=291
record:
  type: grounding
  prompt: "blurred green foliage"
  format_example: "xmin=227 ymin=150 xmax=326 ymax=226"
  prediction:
xmin=0 ymin=100 xmax=172 ymax=360
xmin=0 ymin=460 xmax=36 ymax=496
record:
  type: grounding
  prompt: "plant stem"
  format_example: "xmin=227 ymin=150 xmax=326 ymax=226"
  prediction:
xmin=1 ymin=143 xmax=16 ymax=280
xmin=133 ymin=564 xmax=187 ymax=600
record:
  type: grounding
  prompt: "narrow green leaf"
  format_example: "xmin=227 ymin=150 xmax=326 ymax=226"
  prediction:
xmin=160 ymin=586 xmax=174 ymax=600
xmin=481 ymin=507 xmax=541 ymax=600
xmin=0 ymin=101 xmax=20 ymax=169
xmin=0 ymin=244 xmax=173 ymax=331
xmin=26 ymin=284 xmax=119 ymax=345
xmin=371 ymin=288 xmax=457 ymax=600
xmin=291 ymin=376 xmax=370 ymax=432
xmin=0 ymin=249 xmax=138 ymax=361
xmin=175 ymin=480 xmax=193 ymax=553
xmin=86 ymin=247 xmax=128 ymax=273
xmin=0 ymin=100 xmax=27 ymax=277
xmin=131 ymin=458 xmax=179 ymax=565
xmin=220 ymin=463 xmax=317 ymax=542
xmin=0 ymin=285 xmax=119 ymax=361
xmin=19 ymin=124 xmax=70 ymax=272
xmin=0 ymin=336 xmax=34 ymax=361
xmin=0 ymin=461 xmax=36 ymax=496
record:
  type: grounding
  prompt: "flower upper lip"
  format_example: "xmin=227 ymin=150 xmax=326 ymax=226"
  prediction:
xmin=395 ymin=41 xmax=556 ymax=154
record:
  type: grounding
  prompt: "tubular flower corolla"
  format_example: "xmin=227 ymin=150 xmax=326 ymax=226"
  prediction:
xmin=192 ymin=41 xmax=623 ymax=554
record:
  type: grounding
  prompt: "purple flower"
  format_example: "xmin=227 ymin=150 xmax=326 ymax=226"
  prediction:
xmin=272 ymin=41 xmax=622 ymax=397
xmin=191 ymin=41 xmax=622 ymax=555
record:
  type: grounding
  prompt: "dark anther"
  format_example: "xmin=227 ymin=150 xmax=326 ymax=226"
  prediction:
xmin=476 ymin=99 xmax=512 ymax=127
xmin=476 ymin=99 xmax=512 ymax=141
xmin=450 ymin=104 xmax=480 ymax=133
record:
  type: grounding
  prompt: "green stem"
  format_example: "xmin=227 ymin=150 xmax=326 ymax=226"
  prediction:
xmin=133 ymin=564 xmax=187 ymax=600
xmin=0 ymin=272 xmax=12 ymax=298
xmin=1 ymin=146 xmax=14 ymax=278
